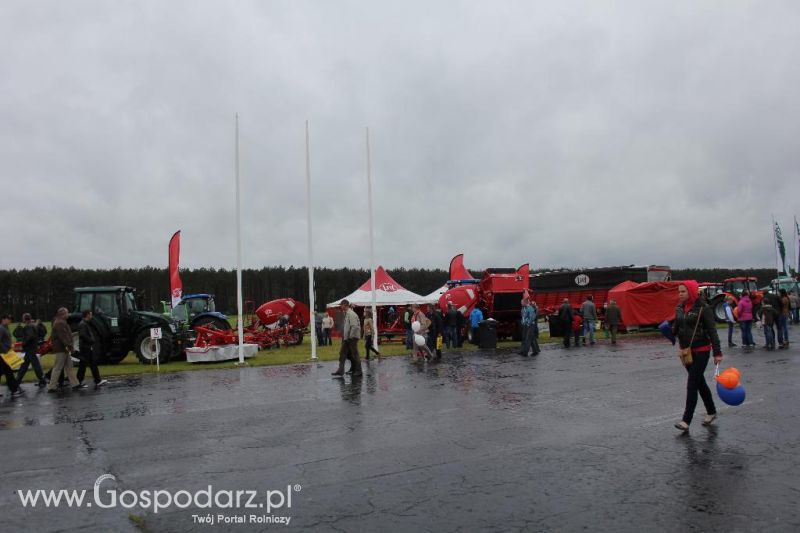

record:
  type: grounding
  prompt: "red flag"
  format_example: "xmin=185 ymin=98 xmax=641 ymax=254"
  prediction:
xmin=168 ymin=231 xmax=182 ymax=308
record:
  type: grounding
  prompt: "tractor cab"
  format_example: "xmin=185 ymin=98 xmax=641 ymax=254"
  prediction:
xmin=171 ymin=294 xmax=230 ymax=331
xmin=723 ymin=277 xmax=759 ymax=295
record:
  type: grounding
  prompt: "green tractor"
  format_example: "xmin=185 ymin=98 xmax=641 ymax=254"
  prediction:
xmin=73 ymin=286 xmax=181 ymax=364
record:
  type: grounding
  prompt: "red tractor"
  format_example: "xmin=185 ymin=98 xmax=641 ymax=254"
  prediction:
xmin=708 ymin=277 xmax=763 ymax=323
xmin=438 ymin=255 xmax=529 ymax=341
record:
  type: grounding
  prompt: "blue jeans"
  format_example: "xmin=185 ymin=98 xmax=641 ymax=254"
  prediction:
xmin=740 ymin=320 xmax=754 ymax=346
xmin=779 ymin=315 xmax=789 ymax=345
xmin=405 ymin=329 xmax=413 ymax=349
xmin=16 ymin=348 xmax=45 ymax=384
xmin=445 ymin=326 xmax=457 ymax=348
xmin=764 ymin=324 xmax=775 ymax=348
xmin=583 ymin=320 xmax=595 ymax=343
xmin=727 ymin=322 xmax=735 ymax=345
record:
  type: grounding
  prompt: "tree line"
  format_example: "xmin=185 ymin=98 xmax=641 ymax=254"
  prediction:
xmin=0 ymin=266 xmax=780 ymax=319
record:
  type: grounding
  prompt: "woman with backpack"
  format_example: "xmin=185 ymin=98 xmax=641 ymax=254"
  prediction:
xmin=673 ymin=281 xmax=723 ymax=432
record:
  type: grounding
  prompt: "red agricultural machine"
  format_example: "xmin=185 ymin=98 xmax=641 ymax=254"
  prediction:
xmin=438 ymin=255 xmax=530 ymax=341
xmin=708 ymin=277 xmax=763 ymax=322
xmin=193 ymin=298 xmax=309 ymax=350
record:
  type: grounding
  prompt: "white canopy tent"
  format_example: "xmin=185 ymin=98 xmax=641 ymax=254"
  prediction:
xmin=327 ymin=266 xmax=425 ymax=308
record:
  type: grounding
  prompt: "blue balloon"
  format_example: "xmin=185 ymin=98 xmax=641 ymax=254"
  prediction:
xmin=717 ymin=382 xmax=746 ymax=406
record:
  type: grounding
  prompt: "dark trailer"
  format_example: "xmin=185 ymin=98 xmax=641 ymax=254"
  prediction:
xmin=530 ymin=265 xmax=671 ymax=318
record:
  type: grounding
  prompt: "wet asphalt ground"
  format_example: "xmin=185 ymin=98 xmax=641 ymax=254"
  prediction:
xmin=1 ymin=329 xmax=799 ymax=533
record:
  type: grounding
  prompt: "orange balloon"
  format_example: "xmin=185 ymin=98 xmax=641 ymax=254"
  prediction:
xmin=722 ymin=367 xmax=741 ymax=379
xmin=716 ymin=372 xmax=739 ymax=389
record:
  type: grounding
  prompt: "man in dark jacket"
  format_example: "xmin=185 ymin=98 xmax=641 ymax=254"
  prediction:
xmin=47 ymin=307 xmax=82 ymax=392
xmin=1 ymin=314 xmax=24 ymax=396
xmin=455 ymin=309 xmax=465 ymax=347
xmin=761 ymin=298 xmax=778 ymax=350
xmin=444 ymin=303 xmax=459 ymax=349
xmin=16 ymin=313 xmax=46 ymax=387
xmin=605 ymin=300 xmax=622 ymax=345
xmin=77 ymin=310 xmax=107 ymax=388
xmin=558 ymin=299 xmax=574 ymax=348
xmin=427 ymin=304 xmax=444 ymax=360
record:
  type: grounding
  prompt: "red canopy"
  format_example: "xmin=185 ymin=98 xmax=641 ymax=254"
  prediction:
xmin=607 ymin=280 xmax=689 ymax=326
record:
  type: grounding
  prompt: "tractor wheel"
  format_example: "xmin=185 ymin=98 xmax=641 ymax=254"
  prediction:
xmin=712 ymin=299 xmax=728 ymax=322
xmin=193 ymin=316 xmax=231 ymax=331
xmin=134 ymin=330 xmax=173 ymax=364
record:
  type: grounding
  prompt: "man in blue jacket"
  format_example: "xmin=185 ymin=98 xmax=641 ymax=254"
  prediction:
xmin=469 ymin=307 xmax=483 ymax=345
xmin=520 ymin=298 xmax=539 ymax=356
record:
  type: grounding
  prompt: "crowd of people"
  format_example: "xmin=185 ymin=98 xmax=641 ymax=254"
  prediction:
xmin=0 ymin=308 xmax=107 ymax=398
xmin=721 ymin=289 xmax=795 ymax=350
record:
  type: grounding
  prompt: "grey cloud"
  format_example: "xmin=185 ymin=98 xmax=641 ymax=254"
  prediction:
xmin=1 ymin=0 xmax=799 ymax=273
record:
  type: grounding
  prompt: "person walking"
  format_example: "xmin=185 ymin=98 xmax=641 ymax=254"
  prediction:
xmin=580 ymin=296 xmax=597 ymax=346
xmin=47 ymin=307 xmax=82 ymax=391
xmin=444 ymin=303 xmax=459 ymax=349
xmin=411 ymin=304 xmax=434 ymax=360
xmin=76 ymin=310 xmax=108 ymax=389
xmin=723 ymin=296 xmax=737 ymax=347
xmin=469 ymin=306 xmax=483 ymax=345
xmin=761 ymin=298 xmax=778 ymax=350
xmin=778 ymin=289 xmax=791 ymax=349
xmin=321 ymin=313 xmax=334 ymax=346
xmin=1 ymin=315 xmax=24 ymax=397
xmin=673 ymin=281 xmax=722 ymax=432
xmin=789 ymin=291 xmax=799 ymax=324
xmin=520 ymin=298 xmax=539 ymax=356
xmin=605 ymin=300 xmax=622 ymax=344
xmin=427 ymin=304 xmax=444 ymax=360
xmin=736 ymin=292 xmax=755 ymax=347
xmin=331 ymin=300 xmax=362 ymax=377
xmin=15 ymin=313 xmax=46 ymax=387
xmin=363 ymin=309 xmax=381 ymax=360
xmin=558 ymin=299 xmax=574 ymax=348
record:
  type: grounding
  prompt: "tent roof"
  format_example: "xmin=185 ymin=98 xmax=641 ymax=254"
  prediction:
xmin=420 ymin=284 xmax=449 ymax=304
xmin=327 ymin=266 xmax=425 ymax=308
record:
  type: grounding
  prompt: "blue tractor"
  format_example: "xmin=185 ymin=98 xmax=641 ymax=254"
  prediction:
xmin=166 ymin=294 xmax=231 ymax=332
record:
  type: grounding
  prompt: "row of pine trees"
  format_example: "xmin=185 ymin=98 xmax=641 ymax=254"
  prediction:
xmin=0 ymin=266 xmax=778 ymax=319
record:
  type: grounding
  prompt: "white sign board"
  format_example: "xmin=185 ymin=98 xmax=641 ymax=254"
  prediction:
xmin=150 ymin=327 xmax=162 ymax=340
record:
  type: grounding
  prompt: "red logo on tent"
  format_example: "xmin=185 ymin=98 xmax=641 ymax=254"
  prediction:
xmin=380 ymin=283 xmax=398 ymax=292
xmin=171 ymin=288 xmax=181 ymax=298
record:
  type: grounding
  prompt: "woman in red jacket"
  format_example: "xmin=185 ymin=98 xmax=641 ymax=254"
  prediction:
xmin=673 ymin=281 xmax=723 ymax=432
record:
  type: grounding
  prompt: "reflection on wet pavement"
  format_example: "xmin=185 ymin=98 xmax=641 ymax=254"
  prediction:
xmin=1 ymin=335 xmax=798 ymax=531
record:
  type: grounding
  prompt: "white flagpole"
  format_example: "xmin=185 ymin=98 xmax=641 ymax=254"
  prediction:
xmin=306 ymin=120 xmax=317 ymax=360
xmin=235 ymin=114 xmax=245 ymax=364
xmin=366 ymin=127 xmax=378 ymax=353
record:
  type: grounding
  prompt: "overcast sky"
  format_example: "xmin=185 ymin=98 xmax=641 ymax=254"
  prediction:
xmin=2 ymin=1 xmax=799 ymax=272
